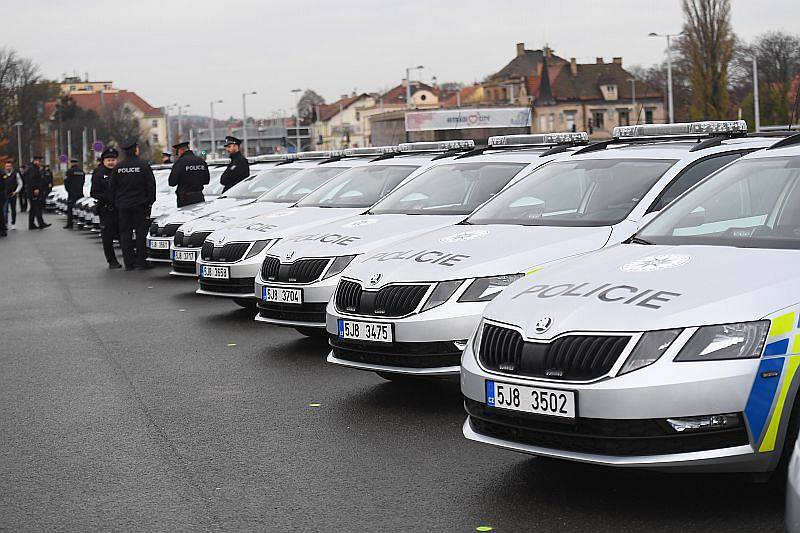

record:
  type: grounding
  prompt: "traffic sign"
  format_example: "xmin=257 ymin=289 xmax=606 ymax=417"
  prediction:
xmin=92 ymin=141 xmax=104 ymax=152
xmin=59 ymin=154 xmax=68 ymax=164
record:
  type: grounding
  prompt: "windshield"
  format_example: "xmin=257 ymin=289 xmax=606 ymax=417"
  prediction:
xmin=203 ymin=168 xmax=226 ymax=196
xmin=638 ymin=155 xmax=800 ymax=249
xmin=369 ymin=162 xmax=526 ymax=215
xmin=295 ymin=165 xmax=418 ymax=208
xmin=468 ymin=158 xmax=676 ymax=227
xmin=223 ymin=167 xmax=300 ymax=200
xmin=257 ymin=166 xmax=348 ymax=204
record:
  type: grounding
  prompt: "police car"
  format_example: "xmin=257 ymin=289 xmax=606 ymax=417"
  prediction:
xmin=168 ymin=151 xmax=356 ymax=278
xmin=255 ymin=135 xmax=587 ymax=336
xmin=194 ymin=144 xmax=450 ymax=305
xmin=148 ymin=161 xmax=227 ymax=222
xmin=326 ymin=121 xmax=780 ymax=380
xmin=45 ymin=185 xmax=64 ymax=212
xmin=146 ymin=155 xmax=297 ymax=263
xmin=461 ymin=133 xmax=800 ymax=476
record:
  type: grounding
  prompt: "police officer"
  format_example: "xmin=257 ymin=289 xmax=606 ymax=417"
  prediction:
xmin=91 ymin=148 xmax=121 ymax=268
xmin=42 ymin=164 xmax=53 ymax=196
xmin=220 ymin=136 xmax=249 ymax=192
xmin=63 ymin=158 xmax=85 ymax=229
xmin=0 ymin=167 xmax=7 ymax=237
xmin=167 ymin=141 xmax=209 ymax=207
xmin=111 ymin=141 xmax=156 ymax=270
xmin=24 ymin=156 xmax=50 ymax=230
xmin=161 ymin=152 xmax=172 ymax=164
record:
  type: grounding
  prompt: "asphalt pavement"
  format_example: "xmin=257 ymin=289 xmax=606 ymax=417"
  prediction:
xmin=0 ymin=215 xmax=787 ymax=532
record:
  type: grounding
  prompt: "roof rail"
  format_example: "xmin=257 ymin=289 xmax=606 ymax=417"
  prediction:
xmin=767 ymin=132 xmax=800 ymax=151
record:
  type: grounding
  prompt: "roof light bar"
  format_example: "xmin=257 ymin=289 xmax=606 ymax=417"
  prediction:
xmin=488 ymin=132 xmax=589 ymax=147
xmin=613 ymin=120 xmax=748 ymax=139
xmin=398 ymin=140 xmax=475 ymax=152
xmin=251 ymin=154 xmax=291 ymax=163
xmin=343 ymin=145 xmax=400 ymax=157
xmin=295 ymin=150 xmax=344 ymax=160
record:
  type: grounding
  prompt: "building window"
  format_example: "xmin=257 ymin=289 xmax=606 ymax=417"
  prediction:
xmin=618 ymin=110 xmax=630 ymax=126
xmin=645 ymin=109 xmax=654 ymax=124
xmin=69 ymin=85 xmax=76 ymax=91
xmin=593 ymin=111 xmax=605 ymax=130
xmin=152 ymin=134 xmax=159 ymax=144
xmin=548 ymin=113 xmax=555 ymax=131
xmin=151 ymin=119 xmax=158 ymax=128
xmin=564 ymin=111 xmax=576 ymax=132
xmin=539 ymin=115 xmax=547 ymax=132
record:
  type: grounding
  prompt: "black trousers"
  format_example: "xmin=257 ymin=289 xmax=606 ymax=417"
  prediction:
xmin=5 ymin=195 xmax=17 ymax=224
xmin=19 ymin=194 xmax=27 ymax=212
xmin=117 ymin=204 xmax=148 ymax=268
xmin=65 ymin=200 xmax=76 ymax=227
xmin=99 ymin=206 xmax=119 ymax=265
xmin=28 ymin=198 xmax=45 ymax=228
xmin=176 ymin=192 xmax=205 ymax=208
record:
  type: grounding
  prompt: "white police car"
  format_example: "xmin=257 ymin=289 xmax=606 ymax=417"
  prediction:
xmin=462 ymin=133 xmax=800 ymax=476
xmin=326 ymin=121 xmax=779 ymax=380
xmin=255 ymin=135 xmax=587 ymax=336
xmin=193 ymin=144 xmax=452 ymax=308
xmin=146 ymin=155 xmax=298 ymax=263
xmin=168 ymin=151 xmax=356 ymax=277
xmin=148 ymin=160 xmax=227 ymax=222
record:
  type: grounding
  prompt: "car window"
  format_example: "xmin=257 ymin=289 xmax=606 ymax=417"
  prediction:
xmin=202 ymin=168 xmax=227 ymax=196
xmin=256 ymin=166 xmax=349 ymax=204
xmin=648 ymin=153 xmax=743 ymax=212
xmin=296 ymin=165 xmax=418 ymax=208
xmin=224 ymin=167 xmax=300 ymax=199
xmin=468 ymin=159 xmax=676 ymax=227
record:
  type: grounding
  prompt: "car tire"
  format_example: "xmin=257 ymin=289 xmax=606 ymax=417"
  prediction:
xmin=233 ymin=298 xmax=257 ymax=310
xmin=761 ymin=393 xmax=800 ymax=487
xmin=294 ymin=327 xmax=328 ymax=339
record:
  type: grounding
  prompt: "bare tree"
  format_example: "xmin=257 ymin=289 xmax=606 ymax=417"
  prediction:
xmin=297 ymin=89 xmax=326 ymax=123
xmin=681 ymin=0 xmax=736 ymax=120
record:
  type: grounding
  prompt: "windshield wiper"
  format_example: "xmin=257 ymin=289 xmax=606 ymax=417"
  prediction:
xmin=627 ymin=236 xmax=653 ymax=245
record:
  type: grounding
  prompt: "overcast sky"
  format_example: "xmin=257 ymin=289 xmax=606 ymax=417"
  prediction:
xmin=5 ymin=0 xmax=798 ymax=119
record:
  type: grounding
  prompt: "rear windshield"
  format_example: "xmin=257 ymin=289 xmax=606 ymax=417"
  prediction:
xmin=296 ymin=165 xmax=418 ymax=208
xmin=257 ymin=166 xmax=349 ymax=204
xmin=223 ymin=167 xmax=301 ymax=199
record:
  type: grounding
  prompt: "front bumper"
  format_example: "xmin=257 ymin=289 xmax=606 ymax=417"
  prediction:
xmin=146 ymin=236 xmax=172 ymax=263
xmin=254 ymin=275 xmax=339 ymax=328
xmin=325 ymin=299 xmax=486 ymax=375
xmin=460 ymin=338 xmax=778 ymax=473
xmin=195 ymin=256 xmax=262 ymax=298
xmin=170 ymin=245 xmax=201 ymax=277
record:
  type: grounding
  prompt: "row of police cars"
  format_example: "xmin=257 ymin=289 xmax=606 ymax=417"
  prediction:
xmin=52 ymin=123 xmax=800 ymax=517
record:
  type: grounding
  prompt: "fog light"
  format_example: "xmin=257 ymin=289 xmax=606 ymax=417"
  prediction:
xmin=666 ymin=413 xmax=739 ymax=432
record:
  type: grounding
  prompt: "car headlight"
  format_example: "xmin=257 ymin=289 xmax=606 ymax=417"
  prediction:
xmin=245 ymin=239 xmax=278 ymax=259
xmin=674 ymin=321 xmax=769 ymax=362
xmin=471 ymin=319 xmax=485 ymax=356
xmin=322 ymin=255 xmax=357 ymax=280
xmin=619 ymin=329 xmax=682 ymax=375
xmin=457 ymin=274 xmax=524 ymax=303
xmin=421 ymin=280 xmax=464 ymax=312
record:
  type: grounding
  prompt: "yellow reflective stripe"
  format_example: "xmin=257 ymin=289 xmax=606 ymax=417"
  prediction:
xmin=525 ymin=266 xmax=545 ymax=276
xmin=760 ymin=355 xmax=800 ymax=452
xmin=769 ymin=312 xmax=796 ymax=338
xmin=794 ymin=335 xmax=800 ymax=355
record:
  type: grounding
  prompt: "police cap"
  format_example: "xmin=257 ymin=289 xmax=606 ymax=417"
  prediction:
xmin=100 ymin=147 xmax=119 ymax=159
xmin=223 ymin=136 xmax=242 ymax=146
xmin=172 ymin=141 xmax=189 ymax=150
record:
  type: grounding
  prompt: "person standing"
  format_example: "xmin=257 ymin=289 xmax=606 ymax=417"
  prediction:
xmin=18 ymin=163 xmax=28 ymax=212
xmin=111 ymin=141 xmax=156 ymax=270
xmin=220 ymin=136 xmax=249 ymax=192
xmin=90 ymin=147 xmax=121 ymax=268
xmin=24 ymin=156 xmax=50 ymax=230
xmin=0 ymin=166 xmax=7 ymax=237
xmin=42 ymin=164 xmax=53 ymax=196
xmin=3 ymin=162 xmax=22 ymax=229
xmin=63 ymin=159 xmax=85 ymax=229
xmin=167 ymin=141 xmax=209 ymax=207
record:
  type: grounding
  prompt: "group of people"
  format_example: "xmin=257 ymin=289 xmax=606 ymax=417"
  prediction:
xmin=0 ymin=157 xmax=56 ymax=236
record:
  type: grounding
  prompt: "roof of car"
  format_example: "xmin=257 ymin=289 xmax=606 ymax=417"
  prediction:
xmin=566 ymin=135 xmax=780 ymax=162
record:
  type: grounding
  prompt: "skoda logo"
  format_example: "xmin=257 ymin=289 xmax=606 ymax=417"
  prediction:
xmin=534 ymin=316 xmax=553 ymax=334
xmin=285 ymin=250 xmax=295 ymax=261
xmin=369 ymin=273 xmax=382 ymax=285
xmin=216 ymin=234 xmax=226 ymax=244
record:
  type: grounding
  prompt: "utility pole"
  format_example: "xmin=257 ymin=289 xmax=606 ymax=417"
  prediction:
xmin=649 ymin=32 xmax=682 ymax=123
xmin=753 ymin=56 xmax=761 ymax=132
xmin=210 ymin=99 xmax=222 ymax=156
xmin=67 ymin=129 xmax=72 ymax=162
xmin=628 ymin=78 xmax=637 ymax=125
xmin=242 ymin=91 xmax=257 ymax=156
xmin=291 ymin=88 xmax=302 ymax=152
xmin=14 ymin=122 xmax=23 ymax=164
xmin=82 ymin=127 xmax=87 ymax=170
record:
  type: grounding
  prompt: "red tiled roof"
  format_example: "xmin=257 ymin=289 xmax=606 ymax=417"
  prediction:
xmin=317 ymin=93 xmax=370 ymax=121
xmin=441 ymin=84 xmax=481 ymax=108
xmin=380 ymin=82 xmax=439 ymax=105
xmin=51 ymin=90 xmax=164 ymax=118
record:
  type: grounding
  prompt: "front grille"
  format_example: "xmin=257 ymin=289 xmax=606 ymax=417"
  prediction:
xmin=147 ymin=248 xmax=170 ymax=260
xmin=174 ymin=231 xmax=212 ymax=248
xmin=260 ymin=256 xmax=330 ymax=284
xmin=330 ymin=336 xmax=462 ymax=368
xmin=479 ymin=324 xmax=630 ymax=381
xmin=465 ymin=399 xmax=749 ymax=457
xmin=199 ymin=277 xmax=255 ymax=294
xmin=150 ymin=223 xmax=181 ymax=237
xmin=201 ymin=242 xmax=250 ymax=262
xmin=334 ymin=279 xmax=430 ymax=317
xmin=257 ymin=301 xmax=327 ymax=324
xmin=172 ymin=262 xmax=196 ymax=274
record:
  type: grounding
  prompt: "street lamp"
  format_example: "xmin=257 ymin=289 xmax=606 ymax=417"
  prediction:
xmin=242 ymin=91 xmax=257 ymax=156
xmin=209 ymin=99 xmax=223 ymax=155
xmin=405 ymin=65 xmax=424 ymax=109
xmin=176 ymin=104 xmax=190 ymax=142
xmin=13 ymin=121 xmax=23 ymax=164
xmin=648 ymin=32 xmax=682 ymax=123
xmin=627 ymin=78 xmax=637 ymax=125
xmin=291 ymin=88 xmax=302 ymax=153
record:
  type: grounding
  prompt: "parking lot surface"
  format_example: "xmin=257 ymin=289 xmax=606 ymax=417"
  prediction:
xmin=0 ymin=224 xmax=786 ymax=531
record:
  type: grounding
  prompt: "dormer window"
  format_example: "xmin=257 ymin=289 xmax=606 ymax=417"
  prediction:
xmin=601 ymin=84 xmax=618 ymax=101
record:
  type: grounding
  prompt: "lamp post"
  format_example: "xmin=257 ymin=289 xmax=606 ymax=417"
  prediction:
xmin=13 ymin=121 xmax=23 ymax=164
xmin=209 ymin=99 xmax=223 ymax=155
xmin=242 ymin=91 xmax=257 ymax=156
xmin=177 ymin=104 xmax=190 ymax=142
xmin=291 ymin=89 xmax=302 ymax=153
xmin=627 ymin=78 xmax=637 ymax=125
xmin=752 ymin=56 xmax=761 ymax=132
xmin=648 ymin=32 xmax=682 ymax=123
xmin=405 ymin=65 xmax=424 ymax=109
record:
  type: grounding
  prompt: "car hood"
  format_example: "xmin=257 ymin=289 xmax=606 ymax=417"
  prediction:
xmin=150 ymin=194 xmax=219 ymax=219
xmin=205 ymin=206 xmax=366 ymax=244
xmin=344 ymin=224 xmax=613 ymax=285
xmin=488 ymin=244 xmax=800 ymax=338
xmin=178 ymin=201 xmax=289 ymax=235
xmin=269 ymin=214 xmax=466 ymax=260
xmin=156 ymin=197 xmax=252 ymax=226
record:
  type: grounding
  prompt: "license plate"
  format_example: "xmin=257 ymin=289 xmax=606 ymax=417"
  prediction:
xmin=486 ymin=380 xmax=576 ymax=419
xmin=172 ymin=249 xmax=196 ymax=262
xmin=262 ymin=286 xmax=303 ymax=305
xmin=338 ymin=319 xmax=393 ymax=343
xmin=148 ymin=239 xmax=170 ymax=250
xmin=200 ymin=265 xmax=229 ymax=279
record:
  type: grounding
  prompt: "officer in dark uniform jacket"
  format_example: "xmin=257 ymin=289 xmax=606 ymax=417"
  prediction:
xmin=220 ymin=136 xmax=249 ymax=192
xmin=90 ymin=148 xmax=121 ymax=268
xmin=63 ymin=158 xmax=86 ymax=229
xmin=0 ymin=168 xmax=7 ymax=237
xmin=111 ymin=141 xmax=156 ymax=270
xmin=24 ymin=156 xmax=50 ymax=230
xmin=42 ymin=165 xmax=53 ymax=195
xmin=167 ymin=141 xmax=210 ymax=207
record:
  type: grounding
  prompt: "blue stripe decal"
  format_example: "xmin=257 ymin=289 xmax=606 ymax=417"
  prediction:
xmin=486 ymin=381 xmax=496 ymax=407
xmin=745 ymin=358 xmax=785 ymax=442
xmin=337 ymin=320 xmax=344 ymax=338
xmin=765 ymin=339 xmax=791 ymax=356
